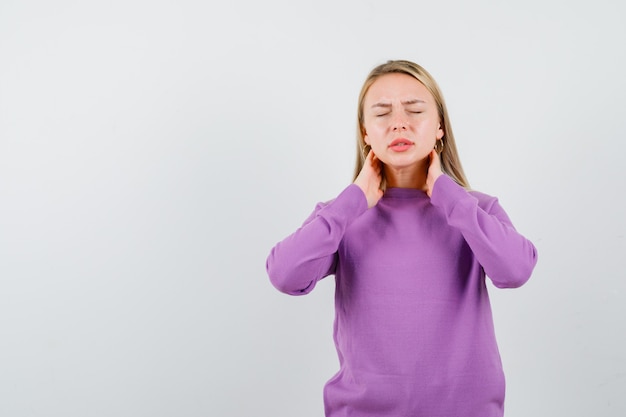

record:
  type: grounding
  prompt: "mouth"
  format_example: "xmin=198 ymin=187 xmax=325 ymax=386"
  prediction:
xmin=389 ymin=138 xmax=414 ymax=151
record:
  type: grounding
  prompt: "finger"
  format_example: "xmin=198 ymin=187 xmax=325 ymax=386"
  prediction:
xmin=370 ymin=154 xmax=380 ymax=170
xmin=429 ymin=149 xmax=439 ymax=167
xmin=372 ymin=153 xmax=382 ymax=168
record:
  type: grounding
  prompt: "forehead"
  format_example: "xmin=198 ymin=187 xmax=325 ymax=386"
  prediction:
xmin=364 ymin=72 xmax=433 ymax=104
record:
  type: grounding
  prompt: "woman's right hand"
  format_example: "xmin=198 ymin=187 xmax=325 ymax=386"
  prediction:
xmin=354 ymin=150 xmax=383 ymax=208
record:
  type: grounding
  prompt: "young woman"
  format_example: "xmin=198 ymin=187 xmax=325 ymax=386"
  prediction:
xmin=266 ymin=60 xmax=538 ymax=417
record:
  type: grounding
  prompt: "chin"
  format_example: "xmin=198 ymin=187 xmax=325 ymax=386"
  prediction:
xmin=383 ymin=153 xmax=428 ymax=168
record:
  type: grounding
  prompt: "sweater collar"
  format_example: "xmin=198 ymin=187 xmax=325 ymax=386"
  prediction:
xmin=383 ymin=187 xmax=429 ymax=199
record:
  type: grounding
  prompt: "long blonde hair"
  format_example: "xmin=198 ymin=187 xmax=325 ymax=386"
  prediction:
xmin=353 ymin=60 xmax=470 ymax=189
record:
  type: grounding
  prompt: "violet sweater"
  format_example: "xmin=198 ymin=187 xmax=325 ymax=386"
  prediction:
xmin=266 ymin=175 xmax=537 ymax=417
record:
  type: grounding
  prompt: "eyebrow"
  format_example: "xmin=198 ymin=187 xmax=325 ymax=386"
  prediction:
xmin=371 ymin=99 xmax=426 ymax=108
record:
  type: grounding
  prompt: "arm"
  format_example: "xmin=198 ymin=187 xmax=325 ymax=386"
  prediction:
xmin=266 ymin=184 xmax=368 ymax=295
xmin=430 ymin=174 xmax=538 ymax=288
xmin=267 ymin=150 xmax=381 ymax=295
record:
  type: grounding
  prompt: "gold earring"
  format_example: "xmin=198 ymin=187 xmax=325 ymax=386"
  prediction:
xmin=434 ymin=139 xmax=444 ymax=154
xmin=361 ymin=143 xmax=371 ymax=159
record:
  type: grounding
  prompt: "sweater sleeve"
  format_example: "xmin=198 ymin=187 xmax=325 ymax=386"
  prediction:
xmin=266 ymin=184 xmax=368 ymax=295
xmin=430 ymin=175 xmax=538 ymax=288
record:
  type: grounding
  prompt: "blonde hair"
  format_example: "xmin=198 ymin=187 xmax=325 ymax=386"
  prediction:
xmin=353 ymin=60 xmax=470 ymax=189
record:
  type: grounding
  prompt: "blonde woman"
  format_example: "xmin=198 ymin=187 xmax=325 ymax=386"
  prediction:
xmin=266 ymin=60 xmax=538 ymax=417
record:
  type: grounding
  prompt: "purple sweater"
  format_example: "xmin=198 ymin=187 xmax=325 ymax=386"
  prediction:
xmin=266 ymin=175 xmax=538 ymax=417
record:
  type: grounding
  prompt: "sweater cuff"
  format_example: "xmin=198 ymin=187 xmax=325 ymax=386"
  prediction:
xmin=321 ymin=183 xmax=369 ymax=221
xmin=430 ymin=175 xmax=476 ymax=215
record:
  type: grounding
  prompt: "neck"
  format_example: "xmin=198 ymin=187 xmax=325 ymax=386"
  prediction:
xmin=384 ymin=159 xmax=428 ymax=190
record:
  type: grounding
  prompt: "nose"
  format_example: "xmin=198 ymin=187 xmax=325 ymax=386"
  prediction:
xmin=392 ymin=115 xmax=408 ymax=131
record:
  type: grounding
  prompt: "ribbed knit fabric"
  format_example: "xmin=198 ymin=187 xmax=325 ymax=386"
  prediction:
xmin=267 ymin=175 xmax=537 ymax=417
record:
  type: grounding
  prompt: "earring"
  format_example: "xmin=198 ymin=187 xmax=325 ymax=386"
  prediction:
xmin=361 ymin=143 xmax=371 ymax=159
xmin=434 ymin=139 xmax=444 ymax=154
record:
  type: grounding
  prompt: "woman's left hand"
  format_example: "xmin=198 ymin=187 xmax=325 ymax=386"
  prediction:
xmin=425 ymin=149 xmax=443 ymax=197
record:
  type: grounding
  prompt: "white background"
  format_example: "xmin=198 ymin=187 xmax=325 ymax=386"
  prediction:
xmin=1 ymin=1 xmax=625 ymax=416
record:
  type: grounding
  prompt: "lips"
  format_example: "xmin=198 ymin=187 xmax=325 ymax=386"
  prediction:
xmin=389 ymin=138 xmax=414 ymax=152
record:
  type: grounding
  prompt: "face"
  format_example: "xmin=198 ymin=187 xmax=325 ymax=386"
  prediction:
xmin=362 ymin=73 xmax=443 ymax=169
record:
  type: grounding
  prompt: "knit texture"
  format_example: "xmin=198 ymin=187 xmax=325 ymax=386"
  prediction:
xmin=267 ymin=175 xmax=538 ymax=417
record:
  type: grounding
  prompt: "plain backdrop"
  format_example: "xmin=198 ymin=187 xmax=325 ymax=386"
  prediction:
xmin=1 ymin=1 xmax=625 ymax=416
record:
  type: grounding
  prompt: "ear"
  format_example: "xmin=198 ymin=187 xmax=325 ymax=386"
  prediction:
xmin=363 ymin=133 xmax=370 ymax=145
xmin=436 ymin=124 xmax=444 ymax=140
